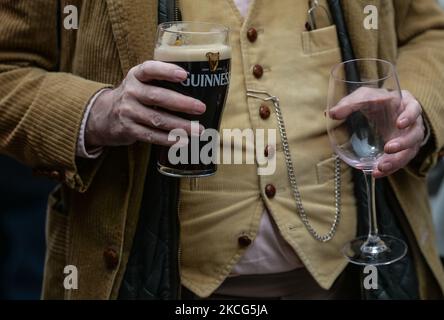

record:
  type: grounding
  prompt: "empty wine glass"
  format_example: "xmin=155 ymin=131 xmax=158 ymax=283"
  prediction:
xmin=326 ymin=58 xmax=407 ymax=266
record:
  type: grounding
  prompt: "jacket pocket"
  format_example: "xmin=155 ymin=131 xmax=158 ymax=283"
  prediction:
xmin=301 ymin=25 xmax=340 ymax=55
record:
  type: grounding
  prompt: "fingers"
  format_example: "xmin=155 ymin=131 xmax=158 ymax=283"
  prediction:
xmin=329 ymin=87 xmax=396 ymax=120
xmin=135 ymin=84 xmax=206 ymax=114
xmin=396 ymin=91 xmax=422 ymax=129
xmin=127 ymin=103 xmax=204 ymax=135
xmin=129 ymin=122 xmax=182 ymax=147
xmin=133 ymin=60 xmax=188 ymax=83
xmin=384 ymin=123 xmax=424 ymax=154
xmin=128 ymin=62 xmax=206 ymax=115
xmin=373 ymin=148 xmax=416 ymax=178
xmin=373 ymin=92 xmax=424 ymax=178
xmin=329 ymin=100 xmax=368 ymax=120
xmin=109 ymin=98 xmax=201 ymax=146
xmin=88 ymin=60 xmax=208 ymax=148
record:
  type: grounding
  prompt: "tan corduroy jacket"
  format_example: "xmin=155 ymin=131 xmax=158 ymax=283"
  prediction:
xmin=1 ymin=0 xmax=444 ymax=299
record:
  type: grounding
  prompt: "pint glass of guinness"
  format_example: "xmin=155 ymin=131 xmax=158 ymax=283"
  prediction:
xmin=154 ymin=22 xmax=231 ymax=178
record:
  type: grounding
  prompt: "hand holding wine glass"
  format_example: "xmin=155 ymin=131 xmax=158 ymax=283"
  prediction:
xmin=329 ymin=87 xmax=426 ymax=178
xmin=326 ymin=58 xmax=425 ymax=265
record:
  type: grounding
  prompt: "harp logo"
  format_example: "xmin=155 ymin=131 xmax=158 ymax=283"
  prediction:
xmin=206 ymin=52 xmax=220 ymax=72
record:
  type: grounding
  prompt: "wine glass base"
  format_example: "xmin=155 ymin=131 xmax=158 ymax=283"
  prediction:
xmin=342 ymin=235 xmax=407 ymax=266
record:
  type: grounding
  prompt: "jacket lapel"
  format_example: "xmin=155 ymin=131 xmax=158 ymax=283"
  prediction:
xmin=105 ymin=0 xmax=158 ymax=75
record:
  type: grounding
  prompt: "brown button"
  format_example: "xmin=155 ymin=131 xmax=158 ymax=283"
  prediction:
xmin=252 ymin=64 xmax=263 ymax=79
xmin=49 ymin=170 xmax=61 ymax=180
xmin=259 ymin=105 xmax=270 ymax=119
xmin=103 ymin=247 xmax=119 ymax=270
xmin=238 ymin=235 xmax=252 ymax=247
xmin=247 ymin=27 xmax=258 ymax=42
xmin=265 ymin=184 xmax=276 ymax=198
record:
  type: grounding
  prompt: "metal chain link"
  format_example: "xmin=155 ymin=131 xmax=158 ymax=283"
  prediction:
xmin=247 ymin=90 xmax=341 ymax=242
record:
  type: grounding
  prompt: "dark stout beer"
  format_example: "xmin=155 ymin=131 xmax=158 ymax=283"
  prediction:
xmin=154 ymin=44 xmax=231 ymax=177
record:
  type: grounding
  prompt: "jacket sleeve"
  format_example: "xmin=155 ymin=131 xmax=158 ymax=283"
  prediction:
xmin=0 ymin=1 xmax=110 ymax=192
xmin=394 ymin=0 xmax=444 ymax=176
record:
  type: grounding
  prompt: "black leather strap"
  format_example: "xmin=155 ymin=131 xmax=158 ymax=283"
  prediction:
xmin=327 ymin=0 xmax=360 ymax=83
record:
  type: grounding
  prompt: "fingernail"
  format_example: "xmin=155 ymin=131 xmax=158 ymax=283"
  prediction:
xmin=174 ymin=69 xmax=188 ymax=80
xmin=381 ymin=162 xmax=393 ymax=172
xmin=399 ymin=118 xmax=408 ymax=127
xmin=388 ymin=142 xmax=400 ymax=151
xmin=199 ymin=124 xmax=205 ymax=134
xmin=193 ymin=102 xmax=206 ymax=114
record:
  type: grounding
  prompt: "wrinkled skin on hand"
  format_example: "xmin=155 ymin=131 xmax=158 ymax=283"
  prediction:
xmin=329 ymin=87 xmax=425 ymax=178
xmin=85 ymin=60 xmax=206 ymax=148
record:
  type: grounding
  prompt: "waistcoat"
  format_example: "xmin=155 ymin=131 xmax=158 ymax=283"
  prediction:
xmin=178 ymin=0 xmax=357 ymax=297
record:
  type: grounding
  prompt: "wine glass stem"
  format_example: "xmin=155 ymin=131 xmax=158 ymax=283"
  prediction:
xmin=363 ymin=170 xmax=379 ymax=238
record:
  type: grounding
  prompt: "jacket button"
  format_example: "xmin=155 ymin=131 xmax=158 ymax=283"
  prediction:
xmin=252 ymin=64 xmax=263 ymax=79
xmin=238 ymin=235 xmax=252 ymax=247
xmin=247 ymin=27 xmax=258 ymax=42
xmin=265 ymin=184 xmax=276 ymax=198
xmin=259 ymin=105 xmax=270 ymax=119
xmin=103 ymin=247 xmax=119 ymax=270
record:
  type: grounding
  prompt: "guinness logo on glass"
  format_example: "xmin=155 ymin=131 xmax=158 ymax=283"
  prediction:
xmin=206 ymin=52 xmax=220 ymax=72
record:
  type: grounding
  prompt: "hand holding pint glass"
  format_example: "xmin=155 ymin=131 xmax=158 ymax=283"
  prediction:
xmin=154 ymin=22 xmax=231 ymax=177
xmin=84 ymin=22 xmax=231 ymax=179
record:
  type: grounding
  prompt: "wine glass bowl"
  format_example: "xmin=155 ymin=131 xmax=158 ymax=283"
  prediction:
xmin=326 ymin=59 xmax=407 ymax=266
